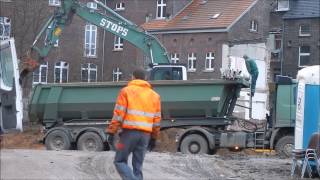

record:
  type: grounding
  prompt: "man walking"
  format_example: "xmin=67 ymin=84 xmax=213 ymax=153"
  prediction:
xmin=243 ymin=55 xmax=259 ymax=96
xmin=107 ymin=68 xmax=161 ymax=180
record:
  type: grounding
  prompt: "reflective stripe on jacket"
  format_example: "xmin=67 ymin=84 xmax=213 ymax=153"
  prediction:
xmin=107 ymin=79 xmax=161 ymax=139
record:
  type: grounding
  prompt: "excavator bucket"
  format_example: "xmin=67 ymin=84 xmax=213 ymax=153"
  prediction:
xmin=19 ymin=50 xmax=40 ymax=82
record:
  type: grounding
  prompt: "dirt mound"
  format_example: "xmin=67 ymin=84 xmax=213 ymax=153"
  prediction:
xmin=155 ymin=128 xmax=181 ymax=152
xmin=0 ymin=126 xmax=179 ymax=151
xmin=0 ymin=126 xmax=44 ymax=150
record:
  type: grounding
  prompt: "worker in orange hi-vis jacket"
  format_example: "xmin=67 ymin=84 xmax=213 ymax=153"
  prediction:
xmin=106 ymin=68 xmax=161 ymax=180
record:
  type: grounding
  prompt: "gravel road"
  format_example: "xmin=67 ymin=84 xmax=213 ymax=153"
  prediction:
xmin=0 ymin=149 xmax=301 ymax=180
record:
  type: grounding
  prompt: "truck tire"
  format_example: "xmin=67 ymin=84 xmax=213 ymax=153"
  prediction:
xmin=45 ymin=130 xmax=71 ymax=150
xmin=77 ymin=132 xmax=104 ymax=151
xmin=275 ymin=136 xmax=294 ymax=157
xmin=180 ymin=134 xmax=208 ymax=154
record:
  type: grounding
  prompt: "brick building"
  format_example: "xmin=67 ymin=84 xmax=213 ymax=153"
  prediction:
xmin=269 ymin=0 xmax=320 ymax=80
xmin=142 ymin=0 xmax=271 ymax=80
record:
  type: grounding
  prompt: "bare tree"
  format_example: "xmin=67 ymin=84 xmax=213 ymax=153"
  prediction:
xmin=9 ymin=0 xmax=50 ymax=58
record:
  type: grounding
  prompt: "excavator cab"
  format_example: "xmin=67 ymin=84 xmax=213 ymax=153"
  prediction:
xmin=149 ymin=65 xmax=187 ymax=80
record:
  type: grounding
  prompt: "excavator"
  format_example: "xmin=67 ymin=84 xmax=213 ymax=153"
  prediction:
xmin=22 ymin=0 xmax=187 ymax=81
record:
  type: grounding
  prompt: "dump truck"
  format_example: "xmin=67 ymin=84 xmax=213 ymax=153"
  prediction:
xmin=29 ymin=79 xmax=249 ymax=152
xmin=29 ymin=75 xmax=297 ymax=157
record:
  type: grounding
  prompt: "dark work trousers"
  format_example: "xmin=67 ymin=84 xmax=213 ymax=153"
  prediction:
xmin=250 ymin=71 xmax=259 ymax=95
xmin=114 ymin=129 xmax=150 ymax=180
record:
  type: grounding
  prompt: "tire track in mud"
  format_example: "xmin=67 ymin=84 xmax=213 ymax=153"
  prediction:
xmin=77 ymin=152 xmax=239 ymax=180
xmin=1 ymin=149 xmax=303 ymax=180
xmin=136 ymin=153 xmax=239 ymax=180
xmin=77 ymin=153 xmax=121 ymax=180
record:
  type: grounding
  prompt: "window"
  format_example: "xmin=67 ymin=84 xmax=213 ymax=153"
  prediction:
xmin=87 ymin=2 xmax=97 ymax=10
xmin=152 ymin=68 xmax=171 ymax=80
xmin=33 ymin=62 xmax=48 ymax=84
xmin=170 ymin=53 xmax=179 ymax=64
xmin=157 ymin=0 xmax=167 ymax=19
xmin=249 ymin=20 xmax=258 ymax=32
xmin=277 ymin=0 xmax=289 ymax=11
xmin=53 ymin=39 xmax=59 ymax=47
xmin=299 ymin=24 xmax=311 ymax=36
xmin=45 ymin=23 xmax=59 ymax=47
xmin=151 ymin=67 xmax=183 ymax=80
xmin=0 ymin=17 xmax=11 ymax=40
xmin=187 ymin=53 xmax=196 ymax=71
xmin=84 ymin=24 xmax=97 ymax=57
xmin=299 ymin=46 xmax=310 ymax=67
xmin=274 ymin=33 xmax=282 ymax=50
xmin=210 ymin=13 xmax=221 ymax=19
xmin=205 ymin=52 xmax=214 ymax=71
xmin=54 ymin=61 xmax=69 ymax=83
xmin=114 ymin=36 xmax=123 ymax=50
xmin=112 ymin=67 xmax=122 ymax=82
xmin=81 ymin=63 xmax=97 ymax=82
xmin=270 ymin=32 xmax=282 ymax=61
xmin=115 ymin=2 xmax=125 ymax=11
xmin=49 ymin=0 xmax=61 ymax=6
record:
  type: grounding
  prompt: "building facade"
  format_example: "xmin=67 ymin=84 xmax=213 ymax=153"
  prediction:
xmin=282 ymin=0 xmax=320 ymax=78
xmin=142 ymin=0 xmax=272 ymax=119
xmin=269 ymin=0 xmax=320 ymax=80
xmin=143 ymin=0 xmax=271 ymax=79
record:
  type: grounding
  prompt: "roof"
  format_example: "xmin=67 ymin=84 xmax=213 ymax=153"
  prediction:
xmin=142 ymin=0 xmax=256 ymax=32
xmin=283 ymin=0 xmax=320 ymax=19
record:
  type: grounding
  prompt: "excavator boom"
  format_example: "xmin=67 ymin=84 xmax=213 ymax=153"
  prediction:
xmin=32 ymin=0 xmax=170 ymax=64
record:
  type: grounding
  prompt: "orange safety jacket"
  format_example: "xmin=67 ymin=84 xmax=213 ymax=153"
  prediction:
xmin=107 ymin=79 xmax=161 ymax=139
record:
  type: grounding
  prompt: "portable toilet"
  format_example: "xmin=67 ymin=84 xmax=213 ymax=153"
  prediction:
xmin=294 ymin=65 xmax=320 ymax=149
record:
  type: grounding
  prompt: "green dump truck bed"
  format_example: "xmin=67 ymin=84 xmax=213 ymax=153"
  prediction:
xmin=29 ymin=79 xmax=248 ymax=128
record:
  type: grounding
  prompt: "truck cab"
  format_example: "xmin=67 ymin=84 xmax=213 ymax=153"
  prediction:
xmin=267 ymin=75 xmax=297 ymax=157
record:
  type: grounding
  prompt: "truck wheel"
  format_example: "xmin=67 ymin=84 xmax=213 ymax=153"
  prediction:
xmin=180 ymin=134 xmax=208 ymax=154
xmin=275 ymin=136 xmax=294 ymax=157
xmin=77 ymin=132 xmax=104 ymax=151
xmin=45 ymin=130 xmax=71 ymax=150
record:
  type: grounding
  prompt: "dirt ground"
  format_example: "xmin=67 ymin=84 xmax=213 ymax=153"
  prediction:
xmin=0 ymin=127 xmax=314 ymax=180
xmin=0 ymin=126 xmax=181 ymax=151
xmin=1 ymin=149 xmax=305 ymax=180
xmin=0 ymin=126 xmax=45 ymax=150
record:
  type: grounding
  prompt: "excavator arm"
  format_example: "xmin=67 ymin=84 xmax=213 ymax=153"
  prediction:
xmin=32 ymin=0 xmax=170 ymax=64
